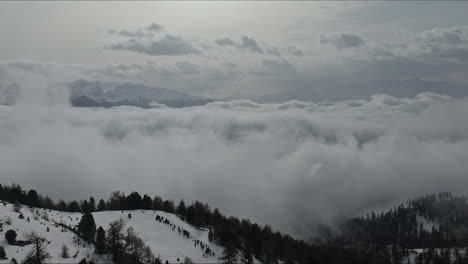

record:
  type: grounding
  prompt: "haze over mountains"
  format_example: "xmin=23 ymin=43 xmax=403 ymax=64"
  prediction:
xmin=258 ymin=79 xmax=468 ymax=103
xmin=1 ymin=78 xmax=467 ymax=108
xmin=69 ymin=80 xmax=214 ymax=108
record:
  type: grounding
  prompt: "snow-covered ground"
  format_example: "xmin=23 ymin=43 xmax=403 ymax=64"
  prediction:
xmin=0 ymin=202 xmax=223 ymax=263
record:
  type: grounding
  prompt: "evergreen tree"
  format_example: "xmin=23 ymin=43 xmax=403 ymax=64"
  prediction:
xmin=78 ymin=212 xmax=96 ymax=243
xmin=241 ymin=246 xmax=253 ymax=264
xmin=142 ymin=195 xmax=152 ymax=210
xmin=152 ymin=196 xmax=163 ymax=210
xmin=95 ymin=226 xmax=106 ymax=254
xmin=162 ymin=200 xmax=175 ymax=213
xmin=26 ymin=190 xmax=39 ymax=207
xmin=127 ymin=192 xmax=142 ymax=210
xmin=97 ymin=199 xmax=106 ymax=211
xmin=89 ymin=197 xmax=96 ymax=212
xmin=0 ymin=246 xmax=6 ymax=259
xmin=57 ymin=200 xmax=67 ymax=211
xmin=176 ymin=200 xmax=186 ymax=218
xmin=219 ymin=243 xmax=238 ymax=264
xmin=61 ymin=244 xmax=69 ymax=258
xmin=81 ymin=200 xmax=90 ymax=213
xmin=5 ymin=229 xmax=17 ymax=244
xmin=68 ymin=200 xmax=81 ymax=212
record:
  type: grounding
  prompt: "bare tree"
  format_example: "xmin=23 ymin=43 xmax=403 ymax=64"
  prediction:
xmin=22 ymin=232 xmax=50 ymax=264
xmin=106 ymin=218 xmax=126 ymax=262
xmin=124 ymin=227 xmax=146 ymax=263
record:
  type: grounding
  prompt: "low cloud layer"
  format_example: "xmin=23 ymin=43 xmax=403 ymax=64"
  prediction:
xmin=108 ymin=34 xmax=200 ymax=56
xmin=320 ymin=32 xmax=366 ymax=49
xmin=1 ymin=78 xmax=468 ymax=238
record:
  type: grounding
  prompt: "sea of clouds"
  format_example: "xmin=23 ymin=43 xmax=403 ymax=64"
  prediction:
xmin=1 ymin=62 xmax=468 ymax=238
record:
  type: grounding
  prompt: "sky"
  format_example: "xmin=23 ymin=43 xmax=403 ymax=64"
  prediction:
xmin=1 ymin=1 xmax=468 ymax=239
xmin=1 ymin=1 xmax=468 ymax=99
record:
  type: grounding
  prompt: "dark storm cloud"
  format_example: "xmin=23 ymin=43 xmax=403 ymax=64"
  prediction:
xmin=320 ymin=32 xmax=366 ymax=49
xmin=108 ymin=34 xmax=200 ymax=56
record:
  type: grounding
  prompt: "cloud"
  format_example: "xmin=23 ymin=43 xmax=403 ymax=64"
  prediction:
xmin=250 ymin=59 xmax=297 ymax=76
xmin=214 ymin=38 xmax=236 ymax=47
xmin=145 ymin=23 xmax=164 ymax=33
xmin=320 ymin=32 xmax=366 ymax=49
xmin=108 ymin=34 xmax=200 ymax=56
xmin=1 ymin=85 xmax=468 ymax=239
xmin=107 ymin=29 xmax=149 ymax=38
xmin=240 ymin=36 xmax=263 ymax=54
xmin=214 ymin=36 xmax=263 ymax=53
xmin=175 ymin=61 xmax=200 ymax=75
xmin=214 ymin=36 xmax=303 ymax=57
xmin=414 ymin=26 xmax=468 ymax=63
xmin=1 ymin=63 xmax=468 ymax=239
xmin=108 ymin=22 xmax=164 ymax=38
xmin=286 ymin=46 xmax=304 ymax=57
xmin=418 ymin=26 xmax=468 ymax=45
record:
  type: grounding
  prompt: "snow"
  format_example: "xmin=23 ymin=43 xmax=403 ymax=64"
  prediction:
xmin=69 ymin=80 xmax=203 ymax=104
xmin=0 ymin=202 xmax=223 ymax=263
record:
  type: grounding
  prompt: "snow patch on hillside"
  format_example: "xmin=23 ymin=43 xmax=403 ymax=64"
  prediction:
xmin=0 ymin=202 xmax=224 ymax=263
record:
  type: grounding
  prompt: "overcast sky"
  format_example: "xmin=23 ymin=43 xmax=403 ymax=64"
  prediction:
xmin=1 ymin=1 xmax=468 ymax=99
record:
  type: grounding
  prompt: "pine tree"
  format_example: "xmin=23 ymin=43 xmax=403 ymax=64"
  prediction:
xmin=81 ymin=200 xmax=90 ymax=213
xmin=61 ymin=244 xmax=69 ymax=258
xmin=176 ymin=200 xmax=186 ymax=219
xmin=241 ymin=246 xmax=253 ymax=264
xmin=142 ymin=195 xmax=152 ymax=210
xmin=97 ymin=199 xmax=106 ymax=211
xmin=26 ymin=190 xmax=39 ymax=207
xmin=78 ymin=212 xmax=96 ymax=243
xmin=152 ymin=196 xmax=163 ymax=210
xmin=0 ymin=246 xmax=6 ymax=259
xmin=219 ymin=243 xmax=238 ymax=264
xmin=95 ymin=226 xmax=106 ymax=254
xmin=89 ymin=197 xmax=96 ymax=212
xmin=5 ymin=229 xmax=17 ymax=244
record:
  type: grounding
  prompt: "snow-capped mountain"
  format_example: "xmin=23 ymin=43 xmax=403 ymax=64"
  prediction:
xmin=69 ymin=80 xmax=213 ymax=108
xmin=0 ymin=202 xmax=223 ymax=263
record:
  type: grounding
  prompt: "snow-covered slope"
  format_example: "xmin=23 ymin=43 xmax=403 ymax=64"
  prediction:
xmin=0 ymin=202 xmax=223 ymax=263
xmin=69 ymin=80 xmax=213 ymax=108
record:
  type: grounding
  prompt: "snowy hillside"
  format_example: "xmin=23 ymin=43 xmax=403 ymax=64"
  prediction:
xmin=0 ymin=202 xmax=224 ymax=263
xmin=69 ymin=80 xmax=213 ymax=108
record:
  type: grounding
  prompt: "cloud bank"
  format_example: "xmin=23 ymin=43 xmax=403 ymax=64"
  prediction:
xmin=1 ymin=78 xmax=468 ymax=238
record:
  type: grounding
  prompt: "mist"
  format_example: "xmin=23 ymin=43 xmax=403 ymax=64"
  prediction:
xmin=1 ymin=75 xmax=468 ymax=238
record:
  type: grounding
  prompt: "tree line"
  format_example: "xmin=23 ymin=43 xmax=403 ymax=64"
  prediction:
xmin=6 ymin=183 xmax=468 ymax=263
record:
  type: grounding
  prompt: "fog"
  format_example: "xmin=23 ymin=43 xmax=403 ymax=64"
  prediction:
xmin=1 ymin=76 xmax=468 ymax=237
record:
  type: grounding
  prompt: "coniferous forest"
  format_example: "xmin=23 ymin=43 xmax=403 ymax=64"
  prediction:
xmin=2 ymin=183 xmax=468 ymax=264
